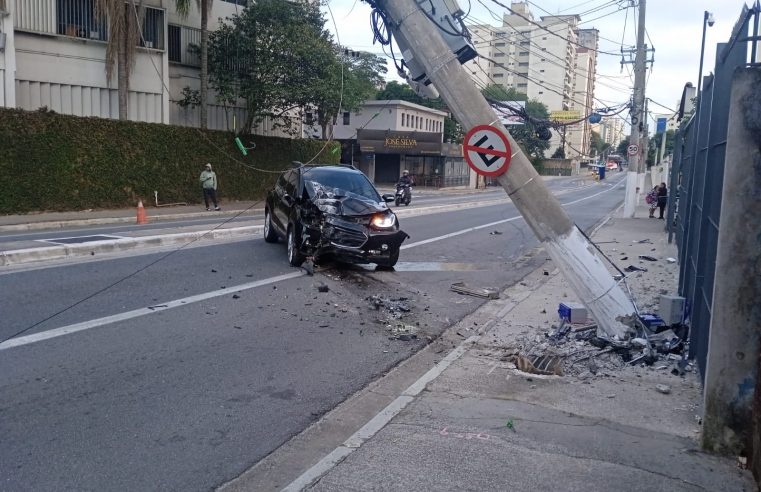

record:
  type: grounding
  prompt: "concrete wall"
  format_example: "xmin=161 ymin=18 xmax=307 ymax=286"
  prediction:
xmin=701 ymin=69 xmax=761 ymax=471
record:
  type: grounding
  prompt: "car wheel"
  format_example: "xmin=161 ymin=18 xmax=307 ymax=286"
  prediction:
xmin=377 ymin=247 xmax=400 ymax=269
xmin=264 ymin=209 xmax=278 ymax=243
xmin=287 ymin=223 xmax=305 ymax=267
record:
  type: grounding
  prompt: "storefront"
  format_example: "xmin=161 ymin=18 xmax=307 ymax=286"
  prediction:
xmin=357 ymin=130 xmax=469 ymax=187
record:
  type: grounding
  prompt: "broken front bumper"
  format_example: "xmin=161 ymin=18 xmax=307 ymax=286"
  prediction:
xmin=301 ymin=216 xmax=408 ymax=263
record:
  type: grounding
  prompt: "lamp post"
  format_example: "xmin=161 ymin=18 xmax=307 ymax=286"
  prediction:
xmin=696 ymin=11 xmax=715 ymax=100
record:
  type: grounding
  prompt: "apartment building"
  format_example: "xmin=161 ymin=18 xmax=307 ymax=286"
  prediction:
xmin=591 ymin=116 xmax=625 ymax=150
xmin=0 ymin=0 xmax=292 ymax=136
xmin=465 ymin=1 xmax=599 ymax=159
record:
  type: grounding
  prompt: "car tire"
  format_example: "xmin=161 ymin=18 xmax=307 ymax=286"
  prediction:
xmin=287 ymin=223 xmax=305 ymax=267
xmin=377 ymin=247 xmax=400 ymax=269
xmin=264 ymin=208 xmax=278 ymax=243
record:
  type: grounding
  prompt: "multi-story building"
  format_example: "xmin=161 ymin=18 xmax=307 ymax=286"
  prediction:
xmin=0 ymin=0 xmax=293 ymax=137
xmin=592 ymin=116 xmax=626 ymax=150
xmin=465 ymin=1 xmax=599 ymax=159
xmin=303 ymin=100 xmax=471 ymax=187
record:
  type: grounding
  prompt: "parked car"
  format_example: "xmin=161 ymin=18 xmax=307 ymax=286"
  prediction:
xmin=264 ymin=164 xmax=409 ymax=268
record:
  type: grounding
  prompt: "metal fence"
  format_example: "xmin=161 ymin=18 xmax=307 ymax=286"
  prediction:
xmin=668 ymin=2 xmax=761 ymax=379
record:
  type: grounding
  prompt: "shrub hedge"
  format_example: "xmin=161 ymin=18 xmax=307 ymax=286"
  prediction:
xmin=0 ymin=108 xmax=339 ymax=214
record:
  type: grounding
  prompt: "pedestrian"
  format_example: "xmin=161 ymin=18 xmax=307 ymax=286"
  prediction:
xmin=200 ymin=163 xmax=221 ymax=211
xmin=657 ymin=182 xmax=668 ymax=219
xmin=646 ymin=186 xmax=658 ymax=218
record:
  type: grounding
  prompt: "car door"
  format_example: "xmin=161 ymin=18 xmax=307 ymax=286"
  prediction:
xmin=272 ymin=171 xmax=291 ymax=234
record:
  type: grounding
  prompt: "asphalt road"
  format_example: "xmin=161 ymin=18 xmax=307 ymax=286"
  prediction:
xmin=0 ymin=174 xmax=626 ymax=491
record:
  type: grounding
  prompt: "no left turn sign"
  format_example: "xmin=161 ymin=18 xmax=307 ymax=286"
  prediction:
xmin=463 ymin=124 xmax=513 ymax=177
xmin=627 ymin=144 xmax=639 ymax=156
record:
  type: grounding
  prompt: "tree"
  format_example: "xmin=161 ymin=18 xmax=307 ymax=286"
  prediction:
xmin=480 ymin=85 xmax=550 ymax=164
xmin=551 ymin=146 xmax=566 ymax=159
xmin=174 ymin=0 xmax=213 ymax=129
xmin=312 ymin=52 xmax=387 ymax=139
xmin=95 ymin=0 xmax=142 ymax=120
xmin=616 ymin=137 xmax=630 ymax=156
xmin=590 ymin=130 xmax=611 ymax=157
xmin=375 ymin=81 xmax=463 ymax=143
xmin=208 ymin=0 xmax=336 ymax=134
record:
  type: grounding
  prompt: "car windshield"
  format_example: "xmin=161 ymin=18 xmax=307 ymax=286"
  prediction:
xmin=303 ymin=168 xmax=381 ymax=202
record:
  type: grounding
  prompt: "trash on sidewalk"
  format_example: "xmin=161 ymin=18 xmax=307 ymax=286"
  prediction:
xmin=666 ymin=257 xmax=677 ymax=263
xmin=634 ymin=238 xmax=652 ymax=244
xmin=316 ymin=282 xmax=330 ymax=293
xmin=557 ymin=302 xmax=588 ymax=324
xmin=489 ymin=230 xmax=503 ymax=235
xmin=624 ymin=265 xmax=648 ymax=272
xmin=638 ymin=255 xmax=658 ymax=261
xmin=368 ymin=295 xmax=411 ymax=318
xmin=450 ymin=282 xmax=499 ymax=299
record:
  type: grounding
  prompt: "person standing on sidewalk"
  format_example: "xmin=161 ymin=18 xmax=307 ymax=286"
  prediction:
xmin=657 ymin=182 xmax=668 ymax=219
xmin=200 ymin=163 xmax=221 ymax=211
xmin=646 ymin=186 xmax=659 ymax=218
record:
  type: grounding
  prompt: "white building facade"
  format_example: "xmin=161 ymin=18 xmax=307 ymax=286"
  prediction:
xmin=465 ymin=1 xmax=599 ymax=159
xmin=0 ymin=0 xmax=293 ymax=137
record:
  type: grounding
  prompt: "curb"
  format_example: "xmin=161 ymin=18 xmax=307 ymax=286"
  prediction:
xmin=0 ymin=226 xmax=260 ymax=267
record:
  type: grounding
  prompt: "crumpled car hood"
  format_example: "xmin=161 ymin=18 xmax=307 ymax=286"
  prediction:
xmin=305 ymin=180 xmax=389 ymax=217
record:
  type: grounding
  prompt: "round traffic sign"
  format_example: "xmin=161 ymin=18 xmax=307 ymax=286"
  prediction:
xmin=627 ymin=144 xmax=639 ymax=156
xmin=463 ymin=125 xmax=513 ymax=177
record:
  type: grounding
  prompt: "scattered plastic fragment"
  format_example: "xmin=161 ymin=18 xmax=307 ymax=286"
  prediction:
xmin=655 ymin=384 xmax=671 ymax=394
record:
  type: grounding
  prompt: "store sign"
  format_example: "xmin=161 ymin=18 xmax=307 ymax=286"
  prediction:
xmin=550 ymin=110 xmax=582 ymax=122
xmin=384 ymin=136 xmax=418 ymax=149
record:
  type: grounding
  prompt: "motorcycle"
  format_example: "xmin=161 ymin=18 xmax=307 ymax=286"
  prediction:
xmin=395 ymin=183 xmax=412 ymax=206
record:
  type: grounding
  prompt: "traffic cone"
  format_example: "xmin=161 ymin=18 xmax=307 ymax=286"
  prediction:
xmin=136 ymin=200 xmax=148 ymax=225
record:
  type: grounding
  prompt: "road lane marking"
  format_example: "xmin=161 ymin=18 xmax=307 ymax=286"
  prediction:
xmin=281 ymin=336 xmax=479 ymax=492
xmin=402 ymin=180 xmax=623 ymax=250
xmin=0 ymin=271 xmax=305 ymax=351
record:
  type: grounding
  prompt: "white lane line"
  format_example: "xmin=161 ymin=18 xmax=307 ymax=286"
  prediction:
xmin=281 ymin=336 xmax=479 ymax=492
xmin=0 ymin=271 xmax=305 ymax=351
xmin=402 ymin=180 xmax=622 ymax=251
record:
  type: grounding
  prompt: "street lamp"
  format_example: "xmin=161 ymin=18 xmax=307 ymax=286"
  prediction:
xmin=697 ymin=11 xmax=715 ymax=98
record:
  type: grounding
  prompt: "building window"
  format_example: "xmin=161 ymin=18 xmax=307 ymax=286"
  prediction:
xmin=305 ymin=112 xmax=314 ymax=126
xmin=494 ymin=52 xmax=505 ymax=57
xmin=518 ymin=62 xmax=528 ymax=67
xmin=57 ymin=0 xmax=107 ymax=41
xmin=493 ymin=73 xmax=504 ymax=78
xmin=138 ymin=7 xmax=164 ymax=50
xmin=519 ymin=41 xmax=529 ymax=46
xmin=343 ymin=112 xmax=350 ymax=125
xmin=519 ymin=51 xmax=529 ymax=56
xmin=495 ymin=42 xmax=506 ymax=47
xmin=168 ymin=24 xmax=201 ymax=66
xmin=517 ymin=83 xmax=527 ymax=88
xmin=538 ymin=91 xmax=544 ymax=95
xmin=540 ymin=69 xmax=545 ymax=72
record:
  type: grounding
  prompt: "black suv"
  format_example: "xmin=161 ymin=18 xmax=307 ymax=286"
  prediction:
xmin=264 ymin=164 xmax=409 ymax=268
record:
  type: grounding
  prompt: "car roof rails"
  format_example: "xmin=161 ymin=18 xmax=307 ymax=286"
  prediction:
xmin=293 ymin=162 xmax=358 ymax=171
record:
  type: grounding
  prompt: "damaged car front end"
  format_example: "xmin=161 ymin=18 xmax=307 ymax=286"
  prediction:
xmin=297 ymin=180 xmax=409 ymax=267
xmin=265 ymin=165 xmax=409 ymax=268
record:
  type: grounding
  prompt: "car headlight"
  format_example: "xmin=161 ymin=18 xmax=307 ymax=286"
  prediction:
xmin=371 ymin=213 xmax=396 ymax=228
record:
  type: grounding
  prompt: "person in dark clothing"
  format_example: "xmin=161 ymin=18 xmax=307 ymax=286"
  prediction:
xmin=397 ymin=169 xmax=413 ymax=187
xmin=657 ymin=182 xmax=668 ymax=219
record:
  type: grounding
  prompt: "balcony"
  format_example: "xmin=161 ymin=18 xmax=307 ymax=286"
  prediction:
xmin=13 ymin=0 xmax=164 ymax=50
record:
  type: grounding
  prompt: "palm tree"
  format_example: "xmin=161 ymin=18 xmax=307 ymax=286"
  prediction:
xmin=95 ymin=0 xmax=142 ymax=120
xmin=174 ymin=0 xmax=213 ymax=129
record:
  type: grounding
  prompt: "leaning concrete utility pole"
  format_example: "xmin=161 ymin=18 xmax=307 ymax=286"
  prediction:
xmin=622 ymin=0 xmax=648 ymax=217
xmin=376 ymin=0 xmax=636 ymax=339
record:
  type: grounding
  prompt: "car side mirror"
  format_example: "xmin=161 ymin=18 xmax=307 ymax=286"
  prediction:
xmin=382 ymin=194 xmax=395 ymax=203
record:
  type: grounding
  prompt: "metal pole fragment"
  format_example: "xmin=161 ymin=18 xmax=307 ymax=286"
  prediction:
xmin=378 ymin=0 xmax=636 ymax=339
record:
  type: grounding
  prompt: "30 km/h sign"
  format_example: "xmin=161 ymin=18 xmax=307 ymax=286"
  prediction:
xmin=627 ymin=144 xmax=639 ymax=156
xmin=463 ymin=125 xmax=513 ymax=177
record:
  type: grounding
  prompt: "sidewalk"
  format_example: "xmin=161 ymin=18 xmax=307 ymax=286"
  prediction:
xmin=290 ymin=204 xmax=755 ymax=491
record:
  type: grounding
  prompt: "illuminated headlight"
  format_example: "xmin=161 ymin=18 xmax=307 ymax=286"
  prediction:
xmin=371 ymin=213 xmax=396 ymax=228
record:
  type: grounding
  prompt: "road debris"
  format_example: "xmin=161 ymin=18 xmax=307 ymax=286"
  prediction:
xmin=624 ymin=265 xmax=648 ymax=272
xmin=316 ymin=282 xmax=330 ymax=293
xmin=638 ymin=255 xmax=658 ymax=262
xmin=489 ymin=230 xmax=503 ymax=235
xmin=450 ymin=282 xmax=499 ymax=299
xmin=655 ymin=384 xmax=672 ymax=394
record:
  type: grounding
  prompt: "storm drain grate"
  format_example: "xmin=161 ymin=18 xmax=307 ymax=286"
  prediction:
xmin=39 ymin=234 xmax=124 ymax=245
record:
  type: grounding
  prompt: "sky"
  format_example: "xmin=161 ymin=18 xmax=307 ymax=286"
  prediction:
xmin=320 ymin=0 xmax=751 ymax=127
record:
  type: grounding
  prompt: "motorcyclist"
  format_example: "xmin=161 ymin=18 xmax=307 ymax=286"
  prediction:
xmin=397 ymin=170 xmax=414 ymax=187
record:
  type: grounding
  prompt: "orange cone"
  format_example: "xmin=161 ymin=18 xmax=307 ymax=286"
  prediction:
xmin=136 ymin=200 xmax=148 ymax=225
